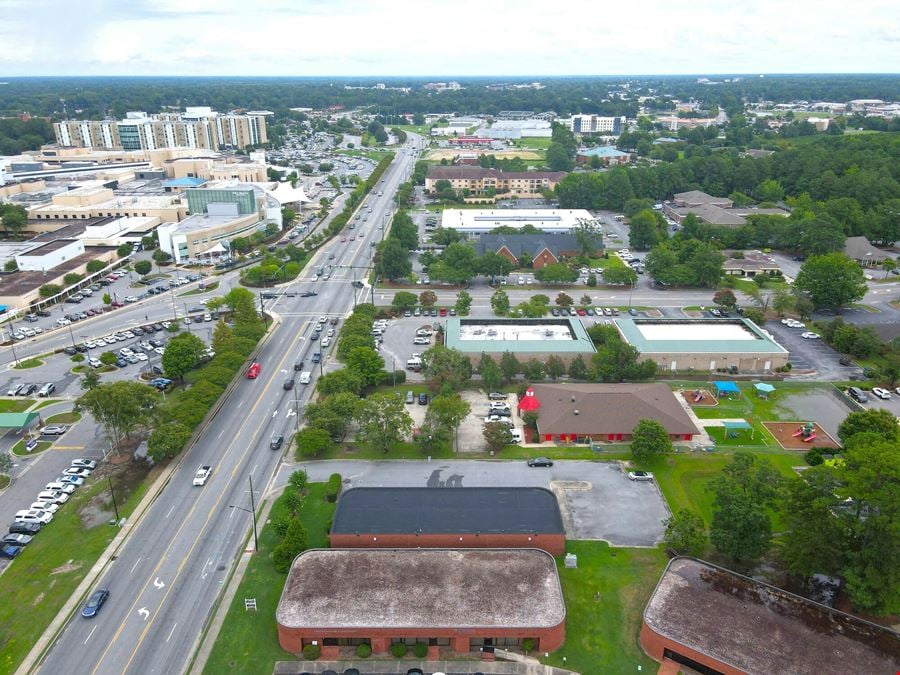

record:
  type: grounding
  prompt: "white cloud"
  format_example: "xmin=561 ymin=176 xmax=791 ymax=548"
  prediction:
xmin=0 ymin=0 xmax=897 ymax=75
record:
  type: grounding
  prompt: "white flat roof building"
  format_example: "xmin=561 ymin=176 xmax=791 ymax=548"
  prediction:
xmin=442 ymin=209 xmax=599 ymax=236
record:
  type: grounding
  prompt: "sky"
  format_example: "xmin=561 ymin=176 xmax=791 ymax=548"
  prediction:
xmin=0 ymin=0 xmax=898 ymax=77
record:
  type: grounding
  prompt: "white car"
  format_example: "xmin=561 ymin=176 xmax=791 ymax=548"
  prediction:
xmin=628 ymin=471 xmax=654 ymax=482
xmin=85 ymin=341 xmax=98 ymax=349
xmin=89 ymin=357 xmax=102 ymax=368
xmin=489 ymin=401 xmax=511 ymax=411
xmin=801 ymin=332 xmax=820 ymax=339
xmin=154 ymin=347 xmax=165 ymax=355
xmin=123 ymin=331 xmax=135 ymax=339
xmin=320 ymin=337 xmax=331 ymax=347
xmin=124 ymin=296 xmax=138 ymax=303
xmin=37 ymin=490 xmax=70 ymax=505
xmin=45 ymin=482 xmax=76 ymax=494
xmin=193 ymin=465 xmax=212 ymax=486
xmin=415 ymin=329 xmax=432 ymax=337
xmin=413 ymin=336 xmax=430 ymax=345
xmin=30 ymin=501 xmax=61 ymax=514
xmin=56 ymin=318 xmax=71 ymax=326
xmin=71 ymin=458 xmax=97 ymax=470
xmin=135 ymin=353 xmax=148 ymax=361
xmin=63 ymin=467 xmax=92 ymax=477
xmin=872 ymin=387 xmax=892 ymax=400
xmin=484 ymin=415 xmax=514 ymax=426
xmin=14 ymin=509 xmax=53 ymax=524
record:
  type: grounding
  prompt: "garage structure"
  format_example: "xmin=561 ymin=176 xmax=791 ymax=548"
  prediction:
xmin=276 ymin=548 xmax=566 ymax=659
xmin=443 ymin=317 xmax=595 ymax=365
xmin=615 ymin=318 xmax=788 ymax=374
xmin=528 ymin=383 xmax=699 ymax=443
xmin=641 ymin=558 xmax=900 ymax=674
xmin=329 ymin=487 xmax=566 ymax=555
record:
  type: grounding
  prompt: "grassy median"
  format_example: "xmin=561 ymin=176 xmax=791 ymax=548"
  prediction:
xmin=203 ymin=482 xmax=335 ymax=675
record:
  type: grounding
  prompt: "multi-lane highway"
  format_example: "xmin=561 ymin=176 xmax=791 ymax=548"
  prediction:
xmin=28 ymin=137 xmax=423 ymax=675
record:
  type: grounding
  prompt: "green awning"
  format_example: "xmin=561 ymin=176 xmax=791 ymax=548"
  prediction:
xmin=722 ymin=421 xmax=752 ymax=430
xmin=0 ymin=412 xmax=39 ymax=428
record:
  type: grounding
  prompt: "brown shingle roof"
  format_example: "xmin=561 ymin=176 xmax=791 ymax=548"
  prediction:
xmin=644 ymin=558 xmax=900 ymax=674
xmin=531 ymin=383 xmax=699 ymax=436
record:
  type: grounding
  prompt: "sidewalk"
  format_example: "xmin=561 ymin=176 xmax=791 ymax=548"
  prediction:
xmin=273 ymin=660 xmax=579 ymax=675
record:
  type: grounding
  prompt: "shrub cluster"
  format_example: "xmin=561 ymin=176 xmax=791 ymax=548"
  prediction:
xmin=325 ymin=473 xmax=342 ymax=503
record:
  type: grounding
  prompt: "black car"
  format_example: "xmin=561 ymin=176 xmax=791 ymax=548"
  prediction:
xmin=417 ymin=392 xmax=428 ymax=405
xmin=300 ymin=291 xmax=318 ymax=297
xmin=9 ymin=521 xmax=42 ymax=536
xmin=310 ymin=332 xmax=319 ymax=341
xmin=18 ymin=383 xmax=37 ymax=396
xmin=270 ymin=434 xmax=284 ymax=450
xmin=35 ymin=310 xmax=52 ymax=317
xmin=152 ymin=323 xmax=164 ymax=332
xmin=527 ymin=457 xmax=554 ymax=468
xmin=260 ymin=292 xmax=277 ymax=299
xmin=1 ymin=533 xmax=32 ymax=546
xmin=283 ymin=379 xmax=294 ymax=390
xmin=81 ymin=588 xmax=110 ymax=618
xmin=75 ymin=344 xmax=88 ymax=353
xmin=293 ymin=361 xmax=305 ymax=372
xmin=63 ymin=346 xmax=77 ymax=356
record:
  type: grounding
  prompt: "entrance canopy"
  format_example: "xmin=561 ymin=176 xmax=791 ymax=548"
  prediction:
xmin=0 ymin=412 xmax=38 ymax=429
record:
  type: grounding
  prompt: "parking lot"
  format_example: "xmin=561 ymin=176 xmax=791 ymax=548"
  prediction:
xmin=762 ymin=320 xmax=861 ymax=380
xmin=286 ymin=459 xmax=669 ymax=546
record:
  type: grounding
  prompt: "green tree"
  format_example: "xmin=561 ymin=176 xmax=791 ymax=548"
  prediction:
xmin=272 ymin=518 xmax=308 ymax=573
xmin=422 ymin=345 xmax=472 ymax=394
xmin=628 ymin=209 xmax=660 ymax=250
xmin=147 ymin=422 xmax=192 ymax=462
xmin=345 ymin=346 xmax=385 ymax=387
xmin=709 ymin=452 xmax=782 ymax=562
xmin=573 ymin=217 xmax=602 ymax=257
xmin=222 ymin=287 xmax=259 ymax=324
xmin=756 ymin=178 xmax=784 ymax=202
xmin=568 ymin=354 xmax=588 ymax=380
xmin=491 ymin=289 xmax=510 ymax=315
xmin=211 ymin=321 xmax=234 ymax=352
xmin=663 ymin=509 xmax=708 ymax=556
xmin=630 ymin=419 xmax=673 ymax=463
xmin=391 ymin=291 xmax=418 ymax=312
xmin=771 ymin=288 xmax=795 ymax=316
xmin=76 ymin=381 xmax=158 ymax=454
xmin=881 ymin=258 xmax=897 ymax=279
xmin=477 ymin=353 xmax=504 ymax=392
xmin=316 ymin=369 xmax=364 ymax=396
xmin=355 ymin=392 xmax=413 ymax=454
xmin=426 ymin=394 xmax=471 ymax=452
xmin=86 ymin=259 xmax=106 ymax=273
xmin=134 ymin=260 xmax=152 ymax=276
xmin=39 ymin=283 xmax=62 ymax=298
xmin=546 ymin=142 xmax=574 ymax=171
xmin=63 ymin=272 xmax=84 ymax=286
xmin=794 ymin=253 xmax=867 ymax=310
xmin=499 ymin=351 xmax=520 ymax=382
xmin=304 ymin=392 xmax=359 ymax=441
xmin=430 ymin=242 xmax=477 ymax=284
xmin=534 ymin=262 xmax=578 ymax=284
xmin=0 ymin=204 xmax=28 ymax=238
xmin=161 ymin=332 xmax=206 ymax=381
xmin=116 ymin=243 xmax=133 ymax=258
xmin=602 ymin=265 xmax=637 ymax=286
xmin=780 ymin=465 xmax=845 ymax=578
xmin=555 ymin=292 xmax=573 ymax=307
xmin=80 ymin=369 xmax=101 ymax=391
xmin=454 ymin=290 xmax=472 ymax=315
xmin=483 ymin=422 xmax=513 ymax=453
xmin=837 ymin=408 xmax=899 ymax=446
xmin=477 ymin=252 xmax=514 ymax=279
xmin=99 ymin=351 xmax=118 ymax=366
xmin=545 ymin=355 xmax=566 ymax=380
xmin=294 ymin=427 xmax=333 ymax=459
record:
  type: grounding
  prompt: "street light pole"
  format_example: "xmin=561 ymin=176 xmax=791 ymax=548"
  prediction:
xmin=248 ymin=475 xmax=259 ymax=550
xmin=108 ymin=476 xmax=120 ymax=522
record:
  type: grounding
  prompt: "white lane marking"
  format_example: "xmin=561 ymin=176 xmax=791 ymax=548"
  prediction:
xmin=217 ymin=428 xmax=227 ymax=439
xmin=138 ymin=607 xmax=150 ymax=621
xmin=166 ymin=623 xmax=178 ymax=643
xmin=165 ymin=504 xmax=176 ymax=519
xmin=130 ymin=557 xmax=142 ymax=574
xmin=153 ymin=577 xmax=165 ymax=589
xmin=228 ymin=507 xmax=236 ymax=519
xmin=84 ymin=626 xmax=97 ymax=645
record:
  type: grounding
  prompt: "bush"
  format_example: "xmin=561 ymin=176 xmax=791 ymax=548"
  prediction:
xmin=70 ymin=353 xmax=85 ymax=363
xmin=390 ymin=643 xmax=407 ymax=658
xmin=413 ymin=642 xmax=428 ymax=658
xmin=379 ymin=369 xmax=406 ymax=386
xmin=356 ymin=643 xmax=372 ymax=658
xmin=325 ymin=473 xmax=342 ymax=502
xmin=521 ymin=637 xmax=535 ymax=654
xmin=804 ymin=449 xmax=824 ymax=466
xmin=302 ymin=644 xmax=320 ymax=660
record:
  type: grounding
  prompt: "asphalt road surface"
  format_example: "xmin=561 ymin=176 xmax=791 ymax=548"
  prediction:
xmin=31 ymin=138 xmax=423 ymax=675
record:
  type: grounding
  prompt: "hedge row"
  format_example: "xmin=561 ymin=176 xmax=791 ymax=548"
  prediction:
xmin=325 ymin=473 xmax=342 ymax=502
xmin=322 ymin=154 xmax=393 ymax=239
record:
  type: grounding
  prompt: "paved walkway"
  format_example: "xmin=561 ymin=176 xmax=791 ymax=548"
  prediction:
xmin=274 ymin=660 xmax=578 ymax=675
xmin=673 ymin=389 xmax=714 ymax=447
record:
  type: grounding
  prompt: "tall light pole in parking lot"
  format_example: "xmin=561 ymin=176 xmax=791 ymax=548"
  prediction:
xmin=7 ymin=330 xmax=20 ymax=367
xmin=67 ymin=323 xmax=77 ymax=350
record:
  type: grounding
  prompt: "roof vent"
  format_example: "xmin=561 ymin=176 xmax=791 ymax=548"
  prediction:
xmin=574 ymin=409 xmax=579 ymax=415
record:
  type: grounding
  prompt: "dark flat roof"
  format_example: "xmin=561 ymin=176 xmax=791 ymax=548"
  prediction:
xmin=644 ymin=558 xmax=900 ymax=674
xmin=331 ymin=487 xmax=564 ymax=535
xmin=277 ymin=548 xmax=565 ymax=630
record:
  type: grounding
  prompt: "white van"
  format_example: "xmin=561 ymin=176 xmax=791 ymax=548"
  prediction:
xmin=406 ymin=357 xmax=422 ymax=372
xmin=299 ymin=371 xmax=312 ymax=385
xmin=510 ymin=429 xmax=523 ymax=444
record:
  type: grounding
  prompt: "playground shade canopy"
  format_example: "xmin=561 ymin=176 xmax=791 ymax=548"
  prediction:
xmin=713 ymin=381 xmax=740 ymax=396
xmin=722 ymin=421 xmax=752 ymax=431
xmin=754 ymin=383 xmax=776 ymax=393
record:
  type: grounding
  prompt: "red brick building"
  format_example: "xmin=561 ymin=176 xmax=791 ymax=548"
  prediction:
xmin=529 ymin=383 xmax=699 ymax=443
xmin=642 ymin=558 xmax=900 ymax=674
xmin=329 ymin=487 xmax=566 ymax=555
xmin=475 ymin=233 xmax=601 ymax=270
xmin=276 ymin=549 xmax=566 ymax=658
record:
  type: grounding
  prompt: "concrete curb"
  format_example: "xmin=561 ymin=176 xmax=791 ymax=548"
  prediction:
xmin=16 ymin=315 xmax=283 ymax=675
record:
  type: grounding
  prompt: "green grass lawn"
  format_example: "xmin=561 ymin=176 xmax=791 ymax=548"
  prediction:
xmin=33 ymin=399 xmax=62 ymax=411
xmin=46 ymin=411 xmax=82 ymax=425
xmin=0 ymin=471 xmax=152 ymax=673
xmin=511 ymin=137 xmax=553 ymax=150
xmin=202 ymin=482 xmax=336 ymax=675
xmin=13 ymin=358 xmax=44 ymax=369
xmin=0 ymin=399 xmax=34 ymax=413
xmin=11 ymin=439 xmax=51 ymax=456
xmin=543 ymin=541 xmax=665 ymax=673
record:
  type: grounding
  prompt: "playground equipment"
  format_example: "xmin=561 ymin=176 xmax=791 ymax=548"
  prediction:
xmin=792 ymin=422 xmax=817 ymax=443
xmin=693 ymin=389 xmax=703 ymax=403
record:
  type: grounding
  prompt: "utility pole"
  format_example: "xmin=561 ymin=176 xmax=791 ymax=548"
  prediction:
xmin=108 ymin=476 xmax=120 ymax=522
xmin=248 ymin=475 xmax=259 ymax=551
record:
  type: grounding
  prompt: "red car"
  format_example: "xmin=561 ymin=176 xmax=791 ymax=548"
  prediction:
xmin=439 ymin=307 xmax=447 ymax=316
xmin=577 ymin=308 xmax=587 ymax=316
xmin=341 ymin=236 xmax=347 ymax=242
xmin=246 ymin=362 xmax=261 ymax=379
xmin=110 ymin=300 xmax=125 ymax=308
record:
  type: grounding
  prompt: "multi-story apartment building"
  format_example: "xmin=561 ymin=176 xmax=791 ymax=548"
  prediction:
xmin=54 ymin=107 xmax=268 ymax=151
xmin=563 ymin=115 xmax=626 ymax=135
xmin=425 ymin=167 xmax=567 ymax=197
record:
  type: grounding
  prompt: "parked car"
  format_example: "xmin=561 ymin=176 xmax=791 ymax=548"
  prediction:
xmin=417 ymin=392 xmax=428 ymax=405
xmin=527 ymin=457 xmax=554 ymax=468
xmin=405 ymin=390 xmax=414 ymax=404
xmin=39 ymin=425 xmax=68 ymax=436
xmin=487 ymin=392 xmax=508 ymax=400
xmin=70 ymin=458 xmax=97 ymax=470
xmin=18 ymin=383 xmax=37 ymax=396
xmin=6 ymin=383 xmax=24 ymax=396
xmin=8 ymin=521 xmax=42 ymax=536
xmin=0 ymin=544 xmax=23 ymax=559
xmin=872 ymin=387 xmax=892 ymax=400
xmin=1 ymin=533 xmax=33 ymax=547
xmin=63 ymin=467 xmax=92 ymax=477
xmin=628 ymin=471 xmax=654 ymax=481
